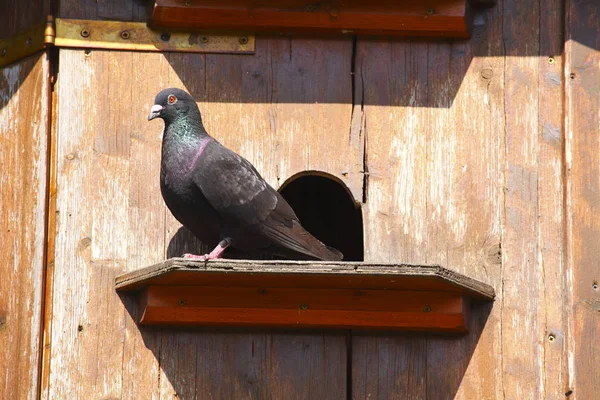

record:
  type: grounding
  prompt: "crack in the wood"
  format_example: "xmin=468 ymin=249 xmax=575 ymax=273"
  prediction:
xmin=360 ymin=59 xmax=368 ymax=204
xmin=350 ymin=36 xmax=357 ymax=134
xmin=500 ymin=4 xmax=508 ymax=398
xmin=348 ymin=36 xmax=368 ymax=204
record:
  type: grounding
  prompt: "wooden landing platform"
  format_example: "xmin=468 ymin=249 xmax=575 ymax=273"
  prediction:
xmin=116 ymin=258 xmax=495 ymax=333
xmin=150 ymin=0 xmax=488 ymax=39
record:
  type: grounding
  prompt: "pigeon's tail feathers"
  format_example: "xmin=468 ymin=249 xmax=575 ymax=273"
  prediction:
xmin=325 ymin=245 xmax=344 ymax=261
xmin=259 ymin=220 xmax=344 ymax=261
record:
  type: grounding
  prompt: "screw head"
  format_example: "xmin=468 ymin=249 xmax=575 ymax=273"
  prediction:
xmin=200 ymin=36 xmax=209 ymax=43
xmin=25 ymin=37 xmax=32 ymax=46
xmin=426 ymin=8 xmax=435 ymax=15
xmin=80 ymin=29 xmax=90 ymax=38
xmin=481 ymin=68 xmax=494 ymax=80
xmin=160 ymin=33 xmax=171 ymax=42
xmin=120 ymin=30 xmax=130 ymax=40
xmin=178 ymin=299 xmax=186 ymax=306
xmin=185 ymin=0 xmax=191 ymax=5
xmin=239 ymin=36 xmax=249 ymax=45
xmin=547 ymin=57 xmax=555 ymax=64
xmin=84 ymin=49 xmax=92 ymax=57
xmin=423 ymin=306 xmax=432 ymax=312
xmin=0 ymin=48 xmax=6 ymax=57
xmin=570 ymin=72 xmax=576 ymax=79
xmin=548 ymin=334 xmax=556 ymax=342
xmin=593 ymin=282 xmax=599 ymax=291
xmin=300 ymin=304 xmax=309 ymax=310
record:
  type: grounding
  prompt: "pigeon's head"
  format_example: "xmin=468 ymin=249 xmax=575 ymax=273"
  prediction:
xmin=148 ymin=88 xmax=199 ymax=123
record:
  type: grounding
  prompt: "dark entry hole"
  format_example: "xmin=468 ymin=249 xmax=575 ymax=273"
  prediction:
xmin=279 ymin=174 xmax=364 ymax=262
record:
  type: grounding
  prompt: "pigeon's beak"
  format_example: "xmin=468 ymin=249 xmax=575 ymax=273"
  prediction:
xmin=148 ymin=104 xmax=163 ymax=121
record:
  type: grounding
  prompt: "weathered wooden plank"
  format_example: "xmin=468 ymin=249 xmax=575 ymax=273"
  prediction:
xmin=45 ymin=49 xmax=131 ymax=399
xmin=565 ymin=0 xmax=600 ymax=397
xmin=0 ymin=0 xmax=50 ymax=38
xmin=538 ymin=0 xmax=567 ymax=397
xmin=352 ymin=335 xmax=426 ymax=398
xmin=198 ymin=36 xmax=361 ymax=201
xmin=501 ymin=0 xmax=544 ymax=397
xmin=353 ymin=38 xmax=430 ymax=398
xmin=159 ymin=330 xmax=347 ymax=399
xmin=0 ymin=53 xmax=49 ymax=400
xmin=359 ymin=39 xmax=429 ymax=264
xmin=424 ymin=3 xmax=504 ymax=397
xmin=121 ymin=51 xmax=171 ymax=400
xmin=58 ymin=0 xmax=148 ymax=21
xmin=115 ymin=259 xmax=496 ymax=299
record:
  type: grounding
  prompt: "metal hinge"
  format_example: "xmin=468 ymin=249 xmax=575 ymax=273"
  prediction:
xmin=0 ymin=16 xmax=255 ymax=68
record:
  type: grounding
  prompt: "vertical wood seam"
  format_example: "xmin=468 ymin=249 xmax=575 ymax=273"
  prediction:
xmin=499 ymin=1 xmax=508 ymax=397
xmin=39 ymin=46 xmax=58 ymax=400
xmin=559 ymin=0 xmax=571 ymax=394
xmin=562 ymin=0 xmax=575 ymax=395
xmin=537 ymin=2 xmax=548 ymax=398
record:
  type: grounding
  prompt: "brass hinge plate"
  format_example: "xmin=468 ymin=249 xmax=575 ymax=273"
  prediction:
xmin=54 ymin=19 xmax=255 ymax=55
xmin=1 ymin=17 xmax=255 ymax=68
xmin=0 ymin=22 xmax=47 ymax=67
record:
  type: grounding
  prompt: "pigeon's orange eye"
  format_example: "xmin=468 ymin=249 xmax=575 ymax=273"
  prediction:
xmin=167 ymin=95 xmax=177 ymax=104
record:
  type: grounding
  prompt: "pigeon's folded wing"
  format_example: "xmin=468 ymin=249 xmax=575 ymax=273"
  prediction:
xmin=191 ymin=141 xmax=342 ymax=260
xmin=192 ymin=141 xmax=280 ymax=225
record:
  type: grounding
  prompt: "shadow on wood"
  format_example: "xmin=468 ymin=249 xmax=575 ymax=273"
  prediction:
xmin=352 ymin=300 xmax=493 ymax=398
xmin=160 ymin=5 xmax=519 ymax=108
xmin=120 ymin=293 xmax=349 ymax=398
xmin=118 ymin=265 xmax=493 ymax=398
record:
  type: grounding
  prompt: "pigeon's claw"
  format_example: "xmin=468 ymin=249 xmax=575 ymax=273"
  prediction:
xmin=183 ymin=253 xmax=208 ymax=260
xmin=181 ymin=239 xmax=230 ymax=261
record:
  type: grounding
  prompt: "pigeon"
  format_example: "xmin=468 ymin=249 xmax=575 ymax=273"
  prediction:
xmin=148 ymin=88 xmax=343 ymax=261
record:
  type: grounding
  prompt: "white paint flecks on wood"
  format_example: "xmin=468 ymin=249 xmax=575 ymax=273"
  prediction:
xmin=565 ymin=0 xmax=600 ymax=397
xmin=0 ymin=53 xmax=49 ymax=400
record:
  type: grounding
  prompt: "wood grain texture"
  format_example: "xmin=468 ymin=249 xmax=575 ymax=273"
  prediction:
xmin=44 ymin=41 xmax=353 ymax=398
xmin=0 ymin=53 xmax=49 ymax=400
xmin=141 ymin=288 xmax=468 ymax=332
xmin=565 ymin=0 xmax=600 ymax=397
xmin=116 ymin=259 xmax=495 ymax=299
xmin=501 ymin=0 xmax=548 ymax=397
xmin=58 ymin=0 xmax=149 ymax=21
xmin=538 ymin=0 xmax=567 ymax=397
xmin=424 ymin=3 xmax=504 ymax=397
xmin=33 ymin=0 xmax=598 ymax=398
xmin=151 ymin=0 xmax=471 ymax=38
xmin=353 ymin=4 xmax=503 ymax=398
xmin=0 ymin=0 xmax=50 ymax=38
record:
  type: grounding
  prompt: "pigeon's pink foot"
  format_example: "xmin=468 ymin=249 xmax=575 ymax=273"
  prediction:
xmin=182 ymin=240 xmax=230 ymax=261
xmin=183 ymin=253 xmax=209 ymax=260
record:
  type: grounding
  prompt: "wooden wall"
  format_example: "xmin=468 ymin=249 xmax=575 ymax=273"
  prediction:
xmin=0 ymin=2 xmax=51 ymax=397
xmin=0 ymin=54 xmax=49 ymax=400
xmin=1 ymin=0 xmax=598 ymax=398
